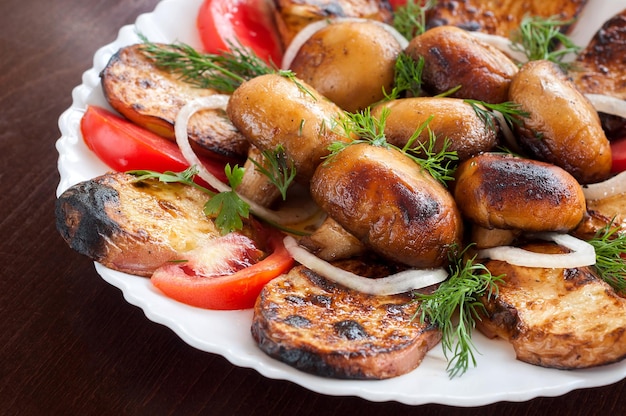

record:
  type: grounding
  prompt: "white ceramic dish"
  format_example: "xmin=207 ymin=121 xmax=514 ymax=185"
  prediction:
xmin=56 ymin=0 xmax=626 ymax=406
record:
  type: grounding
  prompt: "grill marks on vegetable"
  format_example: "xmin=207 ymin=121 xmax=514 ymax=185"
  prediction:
xmin=252 ymin=265 xmax=441 ymax=379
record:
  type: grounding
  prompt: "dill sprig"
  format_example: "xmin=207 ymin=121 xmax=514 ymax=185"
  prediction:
xmin=138 ymin=35 xmax=273 ymax=93
xmin=464 ymin=99 xmax=530 ymax=134
xmin=128 ymin=165 xmax=250 ymax=235
xmin=250 ymin=145 xmax=297 ymax=201
xmin=393 ymin=0 xmax=435 ymax=40
xmin=413 ymin=252 xmax=503 ymax=378
xmin=588 ymin=222 xmax=626 ymax=294
xmin=329 ymin=108 xmax=457 ymax=185
xmin=385 ymin=53 xmax=425 ymax=100
xmin=510 ymin=15 xmax=581 ymax=70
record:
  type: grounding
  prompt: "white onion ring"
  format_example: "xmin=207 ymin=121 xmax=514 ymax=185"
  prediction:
xmin=582 ymin=171 xmax=626 ymax=200
xmin=283 ymin=235 xmax=448 ymax=295
xmin=175 ymin=95 xmax=232 ymax=193
xmin=281 ymin=18 xmax=409 ymax=70
xmin=175 ymin=97 xmax=321 ymax=225
xmin=585 ymin=93 xmax=626 ymax=119
xmin=477 ymin=232 xmax=596 ymax=269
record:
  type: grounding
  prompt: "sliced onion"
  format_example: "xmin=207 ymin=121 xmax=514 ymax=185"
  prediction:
xmin=283 ymin=235 xmax=448 ymax=295
xmin=585 ymin=93 xmax=626 ymax=119
xmin=175 ymin=95 xmax=232 ymax=193
xmin=582 ymin=171 xmax=626 ymax=201
xmin=477 ymin=232 xmax=596 ymax=269
xmin=466 ymin=31 xmax=528 ymax=63
xmin=175 ymin=97 xmax=320 ymax=225
xmin=281 ymin=18 xmax=409 ymax=70
xmin=492 ymin=109 xmax=522 ymax=154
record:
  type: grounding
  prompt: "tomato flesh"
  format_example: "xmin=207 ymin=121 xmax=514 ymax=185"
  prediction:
xmin=81 ymin=105 xmax=228 ymax=183
xmin=197 ymin=0 xmax=283 ymax=65
xmin=610 ymin=137 xmax=626 ymax=173
xmin=151 ymin=225 xmax=294 ymax=310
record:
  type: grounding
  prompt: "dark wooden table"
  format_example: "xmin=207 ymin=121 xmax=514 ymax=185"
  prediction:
xmin=2 ymin=0 xmax=625 ymax=414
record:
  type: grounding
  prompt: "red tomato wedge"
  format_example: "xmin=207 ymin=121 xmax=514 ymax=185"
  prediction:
xmin=80 ymin=105 xmax=228 ymax=183
xmin=611 ymin=137 xmax=626 ymax=173
xmin=197 ymin=0 xmax=283 ymax=65
xmin=151 ymin=225 xmax=294 ymax=310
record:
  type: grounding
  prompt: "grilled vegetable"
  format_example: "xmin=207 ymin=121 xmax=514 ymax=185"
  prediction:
xmin=310 ymin=143 xmax=463 ymax=268
xmin=288 ymin=19 xmax=402 ymax=112
xmin=252 ymin=263 xmax=441 ymax=379
xmin=426 ymin=0 xmax=586 ymax=37
xmin=477 ymin=241 xmax=626 ymax=369
xmin=226 ymin=73 xmax=351 ymax=183
xmin=405 ymin=25 xmax=518 ymax=103
xmin=273 ymin=0 xmax=393 ymax=47
xmin=453 ymin=153 xmax=586 ymax=232
xmin=373 ymin=97 xmax=499 ymax=160
xmin=55 ymin=172 xmax=231 ymax=276
xmin=101 ymin=43 xmax=249 ymax=159
xmin=509 ymin=59 xmax=612 ymax=184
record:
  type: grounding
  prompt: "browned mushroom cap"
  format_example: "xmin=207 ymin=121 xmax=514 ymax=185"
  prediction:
xmin=509 ymin=59 xmax=612 ymax=184
xmin=310 ymin=143 xmax=463 ymax=268
xmin=288 ymin=20 xmax=402 ymax=112
xmin=405 ymin=25 xmax=518 ymax=103
xmin=227 ymin=73 xmax=351 ymax=183
xmin=372 ymin=96 xmax=499 ymax=161
xmin=453 ymin=153 xmax=586 ymax=232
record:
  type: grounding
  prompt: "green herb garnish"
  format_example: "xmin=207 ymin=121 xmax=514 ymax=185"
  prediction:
xmin=330 ymin=108 xmax=457 ymax=185
xmin=510 ymin=15 xmax=581 ymax=70
xmin=385 ymin=53 xmax=425 ymax=100
xmin=413 ymin=251 xmax=503 ymax=378
xmin=203 ymin=164 xmax=250 ymax=234
xmin=464 ymin=99 xmax=530 ymax=134
xmin=250 ymin=145 xmax=297 ymax=200
xmin=138 ymin=35 xmax=273 ymax=93
xmin=393 ymin=0 xmax=435 ymax=40
xmin=589 ymin=222 xmax=626 ymax=294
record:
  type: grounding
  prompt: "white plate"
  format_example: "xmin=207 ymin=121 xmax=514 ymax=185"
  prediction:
xmin=55 ymin=0 xmax=626 ymax=406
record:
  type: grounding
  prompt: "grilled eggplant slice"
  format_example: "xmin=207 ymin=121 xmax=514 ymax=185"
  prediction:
xmin=252 ymin=263 xmax=441 ymax=379
xmin=55 ymin=172 xmax=241 ymax=277
xmin=569 ymin=9 xmax=626 ymax=138
xmin=426 ymin=0 xmax=587 ymax=37
xmin=477 ymin=242 xmax=626 ymax=369
xmin=570 ymin=8 xmax=626 ymax=100
xmin=101 ymin=44 xmax=249 ymax=159
xmin=273 ymin=0 xmax=393 ymax=47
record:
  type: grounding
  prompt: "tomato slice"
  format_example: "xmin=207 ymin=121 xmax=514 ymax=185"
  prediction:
xmin=610 ymin=136 xmax=626 ymax=173
xmin=197 ymin=0 xmax=283 ymax=65
xmin=81 ymin=105 xmax=228 ymax=183
xmin=151 ymin=225 xmax=294 ymax=310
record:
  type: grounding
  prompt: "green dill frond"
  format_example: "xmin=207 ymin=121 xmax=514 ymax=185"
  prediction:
xmin=588 ymin=222 xmax=626 ymax=294
xmin=413 ymin=251 xmax=503 ymax=378
xmin=138 ymin=34 xmax=273 ymax=93
xmin=509 ymin=15 xmax=581 ymax=70
xmin=250 ymin=145 xmax=297 ymax=201
xmin=393 ymin=0 xmax=435 ymax=40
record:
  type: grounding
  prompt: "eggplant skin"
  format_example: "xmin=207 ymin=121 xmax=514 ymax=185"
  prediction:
xmin=252 ymin=264 xmax=441 ymax=379
xmin=55 ymin=172 xmax=223 ymax=277
xmin=478 ymin=242 xmax=626 ymax=369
